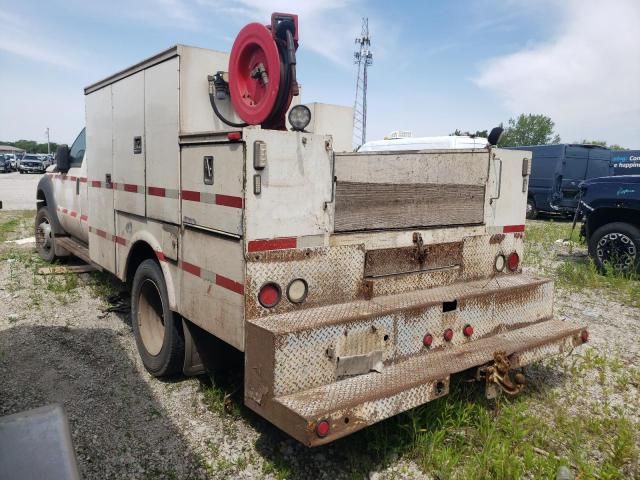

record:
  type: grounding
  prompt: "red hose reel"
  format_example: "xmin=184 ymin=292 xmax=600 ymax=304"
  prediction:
xmin=228 ymin=13 xmax=299 ymax=129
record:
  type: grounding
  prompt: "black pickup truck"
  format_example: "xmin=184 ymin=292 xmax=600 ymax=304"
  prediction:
xmin=579 ymin=175 xmax=640 ymax=273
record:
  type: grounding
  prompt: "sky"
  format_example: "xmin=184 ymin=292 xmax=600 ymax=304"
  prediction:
xmin=0 ymin=0 xmax=639 ymax=148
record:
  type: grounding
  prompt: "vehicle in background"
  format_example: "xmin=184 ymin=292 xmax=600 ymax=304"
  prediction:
xmin=508 ymin=144 xmax=612 ymax=219
xmin=612 ymin=150 xmax=640 ymax=176
xmin=4 ymin=153 xmax=17 ymax=170
xmin=18 ymin=154 xmax=46 ymax=174
xmin=358 ymin=135 xmax=489 ymax=152
xmin=579 ymin=175 xmax=640 ymax=273
xmin=0 ymin=155 xmax=12 ymax=173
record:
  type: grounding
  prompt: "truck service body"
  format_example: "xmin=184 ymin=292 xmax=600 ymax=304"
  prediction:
xmin=35 ymin=14 xmax=587 ymax=446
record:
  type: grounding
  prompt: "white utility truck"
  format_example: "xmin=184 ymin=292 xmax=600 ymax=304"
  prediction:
xmin=35 ymin=13 xmax=588 ymax=446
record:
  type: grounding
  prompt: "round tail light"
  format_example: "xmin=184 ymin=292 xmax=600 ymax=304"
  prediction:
xmin=507 ymin=252 xmax=520 ymax=271
xmin=463 ymin=325 xmax=474 ymax=337
xmin=287 ymin=278 xmax=308 ymax=304
xmin=443 ymin=328 xmax=454 ymax=342
xmin=423 ymin=333 xmax=433 ymax=348
xmin=495 ymin=254 xmax=506 ymax=272
xmin=315 ymin=419 xmax=330 ymax=438
xmin=258 ymin=282 xmax=281 ymax=308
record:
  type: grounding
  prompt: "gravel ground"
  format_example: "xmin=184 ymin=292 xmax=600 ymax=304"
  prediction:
xmin=0 ymin=171 xmax=43 ymax=210
xmin=1 ymin=231 xmax=638 ymax=479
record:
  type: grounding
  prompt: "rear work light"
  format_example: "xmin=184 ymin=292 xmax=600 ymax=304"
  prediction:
xmin=258 ymin=282 xmax=281 ymax=308
xmin=507 ymin=252 xmax=520 ymax=271
xmin=315 ymin=419 xmax=330 ymax=438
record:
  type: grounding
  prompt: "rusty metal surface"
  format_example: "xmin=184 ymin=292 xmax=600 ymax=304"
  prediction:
xmin=245 ymin=244 xmax=366 ymax=319
xmin=274 ymin=318 xmax=584 ymax=419
xmin=364 ymin=241 xmax=463 ymax=277
xmin=249 ymin=274 xmax=554 ymax=397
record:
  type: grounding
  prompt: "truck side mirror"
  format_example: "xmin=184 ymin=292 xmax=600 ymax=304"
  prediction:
xmin=55 ymin=145 xmax=70 ymax=172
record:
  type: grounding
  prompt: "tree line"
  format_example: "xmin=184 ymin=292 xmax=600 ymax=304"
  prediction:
xmin=0 ymin=140 xmax=59 ymax=154
xmin=451 ymin=113 xmax=626 ymax=150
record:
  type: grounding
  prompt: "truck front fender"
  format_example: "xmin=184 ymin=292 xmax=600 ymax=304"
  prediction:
xmin=36 ymin=174 xmax=66 ymax=236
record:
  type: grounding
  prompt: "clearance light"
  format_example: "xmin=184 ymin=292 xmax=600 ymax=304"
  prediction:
xmin=315 ymin=419 xmax=330 ymax=438
xmin=258 ymin=282 xmax=281 ymax=308
xmin=495 ymin=254 xmax=506 ymax=272
xmin=463 ymin=325 xmax=474 ymax=337
xmin=443 ymin=328 xmax=454 ymax=342
xmin=423 ymin=333 xmax=433 ymax=348
xmin=287 ymin=278 xmax=308 ymax=304
xmin=507 ymin=252 xmax=520 ymax=271
xmin=227 ymin=131 xmax=242 ymax=141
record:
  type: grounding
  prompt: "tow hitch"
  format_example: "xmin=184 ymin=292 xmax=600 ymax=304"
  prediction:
xmin=477 ymin=351 xmax=526 ymax=399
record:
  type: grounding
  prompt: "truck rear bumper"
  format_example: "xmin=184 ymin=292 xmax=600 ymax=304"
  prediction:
xmin=268 ymin=319 xmax=585 ymax=446
xmin=244 ymin=274 xmax=587 ymax=446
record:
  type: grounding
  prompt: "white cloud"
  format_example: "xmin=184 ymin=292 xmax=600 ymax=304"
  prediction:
xmin=0 ymin=8 xmax=80 ymax=68
xmin=200 ymin=0 xmax=365 ymax=66
xmin=475 ymin=0 xmax=640 ymax=147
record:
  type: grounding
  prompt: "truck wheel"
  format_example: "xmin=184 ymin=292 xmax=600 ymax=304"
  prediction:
xmin=35 ymin=207 xmax=56 ymax=263
xmin=589 ymin=222 xmax=640 ymax=273
xmin=526 ymin=199 xmax=538 ymax=220
xmin=131 ymin=259 xmax=185 ymax=377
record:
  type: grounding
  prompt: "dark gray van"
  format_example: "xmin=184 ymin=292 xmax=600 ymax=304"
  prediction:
xmin=509 ymin=144 xmax=612 ymax=218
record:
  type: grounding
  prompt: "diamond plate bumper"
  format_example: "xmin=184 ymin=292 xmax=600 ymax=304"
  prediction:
xmin=244 ymin=274 xmax=587 ymax=446
xmin=251 ymin=319 xmax=586 ymax=446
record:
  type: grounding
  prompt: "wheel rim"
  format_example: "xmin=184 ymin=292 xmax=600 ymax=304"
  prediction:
xmin=36 ymin=217 xmax=52 ymax=254
xmin=137 ymin=278 xmax=165 ymax=356
xmin=596 ymin=232 xmax=637 ymax=271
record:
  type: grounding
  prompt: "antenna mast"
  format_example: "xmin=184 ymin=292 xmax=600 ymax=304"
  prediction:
xmin=352 ymin=17 xmax=373 ymax=150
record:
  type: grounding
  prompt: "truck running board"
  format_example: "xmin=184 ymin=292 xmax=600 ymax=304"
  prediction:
xmin=55 ymin=236 xmax=97 ymax=269
xmin=246 ymin=317 xmax=585 ymax=446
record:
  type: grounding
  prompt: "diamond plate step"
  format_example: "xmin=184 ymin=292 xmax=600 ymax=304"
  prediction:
xmin=254 ymin=318 xmax=586 ymax=446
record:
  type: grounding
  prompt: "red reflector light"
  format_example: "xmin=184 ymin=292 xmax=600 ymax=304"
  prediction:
xmin=463 ymin=325 xmax=474 ymax=337
xmin=443 ymin=328 xmax=454 ymax=342
xmin=258 ymin=282 xmax=281 ymax=308
xmin=227 ymin=131 xmax=242 ymax=141
xmin=316 ymin=420 xmax=330 ymax=438
xmin=423 ymin=333 xmax=433 ymax=347
xmin=507 ymin=252 xmax=520 ymax=271
xmin=581 ymin=330 xmax=589 ymax=343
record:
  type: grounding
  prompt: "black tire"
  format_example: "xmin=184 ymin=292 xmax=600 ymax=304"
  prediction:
xmin=35 ymin=207 xmax=57 ymax=263
xmin=131 ymin=259 xmax=185 ymax=376
xmin=588 ymin=222 xmax=640 ymax=274
xmin=526 ymin=199 xmax=538 ymax=220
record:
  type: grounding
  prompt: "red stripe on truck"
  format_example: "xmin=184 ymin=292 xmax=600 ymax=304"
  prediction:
xmin=181 ymin=260 xmax=201 ymax=277
xmin=216 ymin=274 xmax=244 ymax=295
xmin=123 ymin=184 xmax=138 ymax=193
xmin=247 ymin=237 xmax=297 ymax=252
xmin=503 ymin=224 xmax=526 ymax=233
xmin=216 ymin=194 xmax=243 ymax=209
xmin=181 ymin=190 xmax=201 ymax=202
xmin=148 ymin=186 xmax=166 ymax=197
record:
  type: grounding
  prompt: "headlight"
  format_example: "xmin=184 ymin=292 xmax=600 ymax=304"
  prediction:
xmin=288 ymin=105 xmax=311 ymax=131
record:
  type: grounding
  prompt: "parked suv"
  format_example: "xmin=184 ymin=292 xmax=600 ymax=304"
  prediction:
xmin=579 ymin=175 xmax=640 ymax=273
xmin=18 ymin=154 xmax=46 ymax=174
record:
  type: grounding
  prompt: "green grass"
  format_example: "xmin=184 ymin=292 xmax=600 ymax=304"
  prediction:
xmin=0 ymin=210 xmax=35 ymax=242
xmin=524 ymin=219 xmax=640 ymax=308
xmin=349 ymin=354 xmax=639 ymax=480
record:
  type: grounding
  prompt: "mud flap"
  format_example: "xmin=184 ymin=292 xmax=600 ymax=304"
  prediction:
xmin=182 ymin=319 xmax=206 ymax=376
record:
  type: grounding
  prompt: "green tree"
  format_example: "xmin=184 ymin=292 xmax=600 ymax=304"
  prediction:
xmin=449 ymin=129 xmax=488 ymax=138
xmin=498 ymin=114 xmax=561 ymax=147
xmin=579 ymin=139 xmax=626 ymax=150
xmin=0 ymin=140 xmax=58 ymax=154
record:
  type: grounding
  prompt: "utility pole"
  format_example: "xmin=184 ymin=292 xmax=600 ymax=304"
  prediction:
xmin=45 ymin=127 xmax=50 ymax=155
xmin=352 ymin=18 xmax=373 ymax=150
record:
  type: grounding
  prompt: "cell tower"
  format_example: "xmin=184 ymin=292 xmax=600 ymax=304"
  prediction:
xmin=352 ymin=17 xmax=373 ymax=149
